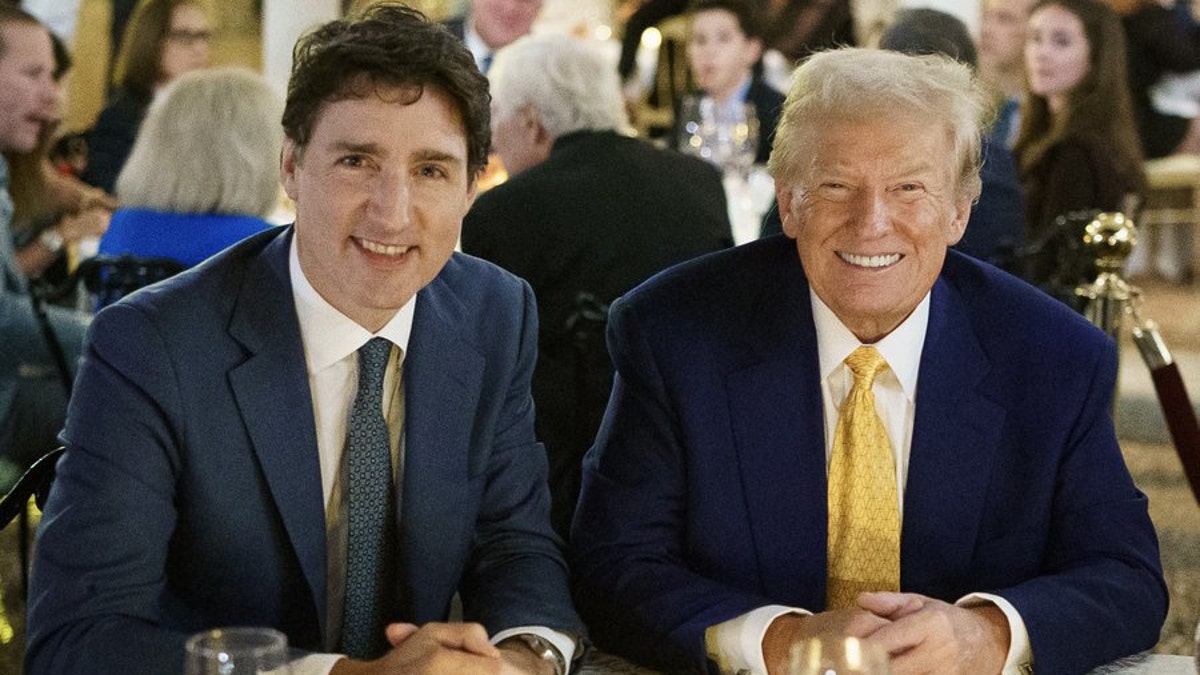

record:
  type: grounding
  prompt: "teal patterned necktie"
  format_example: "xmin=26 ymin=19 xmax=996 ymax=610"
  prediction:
xmin=340 ymin=337 xmax=395 ymax=658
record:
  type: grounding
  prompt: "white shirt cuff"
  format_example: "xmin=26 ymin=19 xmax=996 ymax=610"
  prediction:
xmin=284 ymin=626 xmax=577 ymax=675
xmin=707 ymin=605 xmax=810 ymax=675
xmin=957 ymin=592 xmax=1033 ymax=675
xmin=492 ymin=625 xmax=577 ymax=669
xmin=288 ymin=652 xmax=346 ymax=675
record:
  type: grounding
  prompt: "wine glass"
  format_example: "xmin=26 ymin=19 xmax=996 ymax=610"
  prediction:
xmin=678 ymin=94 xmax=716 ymax=161
xmin=788 ymin=636 xmax=891 ymax=675
xmin=184 ymin=627 xmax=292 ymax=675
xmin=678 ymin=95 xmax=759 ymax=179
xmin=715 ymin=101 xmax=758 ymax=179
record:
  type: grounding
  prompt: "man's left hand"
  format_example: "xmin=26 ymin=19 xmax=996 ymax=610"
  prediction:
xmin=857 ymin=592 xmax=1009 ymax=675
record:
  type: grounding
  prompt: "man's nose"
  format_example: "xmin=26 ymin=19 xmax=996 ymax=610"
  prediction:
xmin=368 ymin=170 xmax=412 ymax=226
xmin=851 ymin=190 xmax=891 ymax=234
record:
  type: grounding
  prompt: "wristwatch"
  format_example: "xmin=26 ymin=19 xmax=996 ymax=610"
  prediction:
xmin=38 ymin=227 xmax=64 ymax=253
xmin=513 ymin=634 xmax=567 ymax=675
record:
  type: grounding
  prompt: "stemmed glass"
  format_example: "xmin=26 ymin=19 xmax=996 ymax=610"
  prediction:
xmin=788 ymin=636 xmax=892 ymax=675
xmin=184 ymin=627 xmax=292 ymax=675
xmin=678 ymin=94 xmax=759 ymax=178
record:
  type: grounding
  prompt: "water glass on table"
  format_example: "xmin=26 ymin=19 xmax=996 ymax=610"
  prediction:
xmin=184 ymin=626 xmax=292 ymax=675
xmin=788 ymin=636 xmax=891 ymax=675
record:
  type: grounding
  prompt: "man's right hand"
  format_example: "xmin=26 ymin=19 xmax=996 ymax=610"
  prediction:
xmin=330 ymin=622 xmax=512 ymax=674
xmin=762 ymin=609 xmax=894 ymax=675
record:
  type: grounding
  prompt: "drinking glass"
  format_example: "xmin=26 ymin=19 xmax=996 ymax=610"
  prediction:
xmin=184 ymin=627 xmax=292 ymax=675
xmin=677 ymin=95 xmax=759 ymax=178
xmin=788 ymin=636 xmax=891 ymax=675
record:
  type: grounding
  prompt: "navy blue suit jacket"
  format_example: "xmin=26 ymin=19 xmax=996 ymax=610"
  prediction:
xmin=27 ymin=227 xmax=580 ymax=673
xmin=570 ymin=236 xmax=1166 ymax=674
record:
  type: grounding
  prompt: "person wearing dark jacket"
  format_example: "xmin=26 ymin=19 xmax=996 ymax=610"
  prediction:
xmin=462 ymin=33 xmax=731 ymax=538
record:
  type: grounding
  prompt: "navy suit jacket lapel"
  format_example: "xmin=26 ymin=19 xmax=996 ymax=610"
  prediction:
xmin=398 ymin=270 xmax=485 ymax=619
xmin=226 ymin=228 xmax=329 ymax=635
xmin=727 ymin=261 xmax=830 ymax=607
xmin=902 ymin=276 xmax=1006 ymax=593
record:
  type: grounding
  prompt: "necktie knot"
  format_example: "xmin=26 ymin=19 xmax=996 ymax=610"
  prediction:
xmin=845 ymin=346 xmax=887 ymax=389
xmin=357 ymin=338 xmax=392 ymax=396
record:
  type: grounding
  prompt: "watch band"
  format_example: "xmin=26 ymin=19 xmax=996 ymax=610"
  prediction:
xmin=515 ymin=634 xmax=566 ymax=675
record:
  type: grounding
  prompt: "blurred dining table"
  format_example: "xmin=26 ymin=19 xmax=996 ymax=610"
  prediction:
xmin=578 ymin=649 xmax=1196 ymax=674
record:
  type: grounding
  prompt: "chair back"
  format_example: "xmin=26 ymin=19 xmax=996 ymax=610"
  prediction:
xmin=0 ymin=447 xmax=65 ymax=530
xmin=632 ymin=14 xmax=693 ymax=139
xmin=76 ymin=255 xmax=187 ymax=308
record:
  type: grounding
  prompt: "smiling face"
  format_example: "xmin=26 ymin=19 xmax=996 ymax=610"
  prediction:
xmin=1025 ymin=4 xmax=1091 ymax=111
xmin=281 ymin=83 xmax=477 ymax=332
xmin=687 ymin=8 xmax=761 ymax=102
xmin=0 ymin=21 xmax=57 ymax=154
xmin=777 ymin=118 xmax=971 ymax=343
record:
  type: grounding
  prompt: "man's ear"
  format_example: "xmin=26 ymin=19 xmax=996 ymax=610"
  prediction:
xmin=775 ymin=181 xmax=800 ymax=237
xmin=945 ymin=194 xmax=972 ymax=246
xmin=280 ymin=137 xmax=301 ymax=200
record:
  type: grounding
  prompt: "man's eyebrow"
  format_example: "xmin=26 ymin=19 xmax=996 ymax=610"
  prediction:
xmin=413 ymin=149 xmax=465 ymax=165
xmin=331 ymin=140 xmax=383 ymax=155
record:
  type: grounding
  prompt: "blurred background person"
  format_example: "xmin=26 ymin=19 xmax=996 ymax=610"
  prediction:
xmin=1105 ymin=0 xmax=1200 ymax=283
xmin=880 ymin=7 xmax=1027 ymax=272
xmin=461 ymin=33 xmax=731 ymax=538
xmin=1107 ymin=0 xmax=1200 ymax=158
xmin=0 ymin=6 xmax=87 ymax=488
xmin=1014 ymin=0 xmax=1144 ymax=292
xmin=979 ymin=0 xmax=1039 ymax=146
xmin=97 ymin=67 xmax=281 ymax=279
xmin=6 ymin=29 xmax=114 ymax=286
xmin=83 ymin=0 xmax=212 ymax=194
xmin=674 ymin=0 xmax=784 ymax=166
xmin=618 ymin=0 xmax=854 ymax=91
xmin=444 ymin=0 xmax=543 ymax=73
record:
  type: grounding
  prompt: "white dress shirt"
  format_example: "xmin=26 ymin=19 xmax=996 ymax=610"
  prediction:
xmin=284 ymin=238 xmax=574 ymax=674
xmin=707 ymin=289 xmax=1032 ymax=675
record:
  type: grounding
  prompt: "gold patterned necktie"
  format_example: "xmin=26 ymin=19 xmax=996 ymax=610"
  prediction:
xmin=826 ymin=346 xmax=901 ymax=609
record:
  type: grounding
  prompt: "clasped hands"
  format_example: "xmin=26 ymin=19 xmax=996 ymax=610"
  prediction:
xmin=762 ymin=592 xmax=1010 ymax=675
xmin=330 ymin=622 xmax=555 ymax=675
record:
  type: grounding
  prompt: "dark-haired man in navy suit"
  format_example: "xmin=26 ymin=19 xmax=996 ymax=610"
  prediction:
xmin=28 ymin=5 xmax=579 ymax=675
xmin=571 ymin=47 xmax=1166 ymax=675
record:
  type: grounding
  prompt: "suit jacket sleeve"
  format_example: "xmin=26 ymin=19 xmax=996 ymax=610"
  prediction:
xmin=982 ymin=337 xmax=1167 ymax=674
xmin=570 ymin=294 xmax=773 ymax=673
xmin=26 ymin=303 xmax=193 ymax=674
xmin=455 ymin=278 xmax=583 ymax=636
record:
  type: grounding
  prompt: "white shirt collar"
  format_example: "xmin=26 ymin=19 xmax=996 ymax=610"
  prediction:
xmin=289 ymin=232 xmax=415 ymax=374
xmin=810 ymin=288 xmax=929 ymax=401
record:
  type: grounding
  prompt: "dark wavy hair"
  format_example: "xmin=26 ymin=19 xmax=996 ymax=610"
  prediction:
xmin=1014 ymin=0 xmax=1144 ymax=194
xmin=688 ymin=0 xmax=764 ymax=40
xmin=281 ymin=3 xmax=491 ymax=176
